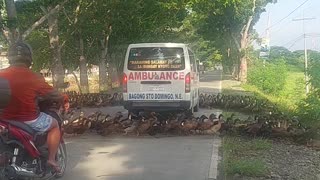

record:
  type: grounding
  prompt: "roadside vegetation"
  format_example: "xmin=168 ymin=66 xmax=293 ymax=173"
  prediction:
xmin=245 ymin=48 xmax=320 ymax=129
xmin=223 ymin=137 xmax=271 ymax=178
xmin=220 ymin=47 xmax=320 ymax=179
xmin=245 ymin=62 xmax=305 ymax=112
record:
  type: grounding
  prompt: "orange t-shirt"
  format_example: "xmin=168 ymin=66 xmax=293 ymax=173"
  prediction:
xmin=0 ymin=66 xmax=54 ymax=121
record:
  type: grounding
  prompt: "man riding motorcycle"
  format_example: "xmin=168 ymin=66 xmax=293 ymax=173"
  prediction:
xmin=0 ymin=41 xmax=68 ymax=173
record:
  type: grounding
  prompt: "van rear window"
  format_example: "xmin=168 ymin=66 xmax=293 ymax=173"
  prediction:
xmin=128 ymin=47 xmax=185 ymax=71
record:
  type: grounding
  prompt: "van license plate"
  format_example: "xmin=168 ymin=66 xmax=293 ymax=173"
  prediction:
xmin=150 ymin=87 xmax=165 ymax=91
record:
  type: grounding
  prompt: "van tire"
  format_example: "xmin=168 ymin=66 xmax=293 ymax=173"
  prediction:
xmin=193 ymin=100 xmax=199 ymax=112
xmin=188 ymin=107 xmax=194 ymax=115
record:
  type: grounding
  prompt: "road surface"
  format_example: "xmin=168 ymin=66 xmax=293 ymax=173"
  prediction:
xmin=62 ymin=70 xmax=223 ymax=180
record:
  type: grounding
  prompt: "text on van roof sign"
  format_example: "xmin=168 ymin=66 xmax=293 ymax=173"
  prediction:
xmin=129 ymin=60 xmax=183 ymax=70
xmin=128 ymin=47 xmax=185 ymax=71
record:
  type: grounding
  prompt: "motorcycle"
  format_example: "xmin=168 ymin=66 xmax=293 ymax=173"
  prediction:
xmin=0 ymin=98 xmax=68 ymax=180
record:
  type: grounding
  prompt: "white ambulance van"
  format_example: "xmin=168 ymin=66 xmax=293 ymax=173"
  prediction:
xmin=122 ymin=43 xmax=200 ymax=114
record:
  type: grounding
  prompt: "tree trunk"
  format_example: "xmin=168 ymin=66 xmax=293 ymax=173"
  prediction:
xmin=239 ymin=56 xmax=247 ymax=82
xmin=115 ymin=53 xmax=123 ymax=86
xmin=99 ymin=56 xmax=108 ymax=92
xmin=4 ymin=0 xmax=19 ymax=44
xmin=239 ymin=30 xmax=250 ymax=82
xmin=107 ymin=54 xmax=116 ymax=91
xmin=79 ymin=37 xmax=89 ymax=93
xmin=116 ymin=52 xmax=125 ymax=73
xmin=71 ymin=71 xmax=82 ymax=94
xmin=238 ymin=0 xmax=256 ymax=83
xmin=99 ymin=25 xmax=112 ymax=92
xmin=106 ymin=61 xmax=112 ymax=92
xmin=48 ymin=7 xmax=64 ymax=89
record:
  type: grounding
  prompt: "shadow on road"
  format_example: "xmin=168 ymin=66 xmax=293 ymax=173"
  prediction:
xmin=62 ymin=134 xmax=214 ymax=180
xmin=199 ymin=70 xmax=222 ymax=83
xmin=199 ymin=70 xmax=222 ymax=94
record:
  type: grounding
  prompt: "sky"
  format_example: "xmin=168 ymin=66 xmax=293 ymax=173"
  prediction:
xmin=254 ymin=0 xmax=320 ymax=51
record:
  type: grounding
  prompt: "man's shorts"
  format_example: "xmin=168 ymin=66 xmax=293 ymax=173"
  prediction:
xmin=25 ymin=112 xmax=53 ymax=132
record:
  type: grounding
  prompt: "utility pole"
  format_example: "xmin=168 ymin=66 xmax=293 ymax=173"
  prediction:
xmin=293 ymin=15 xmax=316 ymax=94
xmin=264 ymin=12 xmax=271 ymax=66
xmin=260 ymin=12 xmax=271 ymax=65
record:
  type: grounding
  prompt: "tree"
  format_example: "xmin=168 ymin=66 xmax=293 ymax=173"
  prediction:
xmin=60 ymin=0 xmax=98 ymax=93
xmin=3 ymin=0 xmax=18 ymax=44
xmin=2 ymin=0 xmax=68 ymax=88
xmin=90 ymin=0 xmax=189 ymax=92
xmin=188 ymin=0 xmax=275 ymax=82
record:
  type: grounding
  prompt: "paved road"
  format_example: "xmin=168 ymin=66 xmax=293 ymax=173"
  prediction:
xmin=200 ymin=70 xmax=222 ymax=94
xmin=62 ymin=70 xmax=222 ymax=180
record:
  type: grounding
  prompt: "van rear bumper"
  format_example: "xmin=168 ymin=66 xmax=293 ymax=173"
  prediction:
xmin=124 ymin=101 xmax=191 ymax=112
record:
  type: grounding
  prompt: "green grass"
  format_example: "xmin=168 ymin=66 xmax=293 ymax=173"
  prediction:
xmin=223 ymin=136 xmax=271 ymax=178
xmin=221 ymin=74 xmax=253 ymax=96
xmin=242 ymin=67 xmax=305 ymax=112
xmin=221 ymin=66 xmax=305 ymax=113
xmin=223 ymin=136 xmax=272 ymax=152
xmin=225 ymin=159 xmax=267 ymax=177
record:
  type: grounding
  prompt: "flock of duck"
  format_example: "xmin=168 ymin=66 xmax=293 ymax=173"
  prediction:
xmin=60 ymin=107 xmax=304 ymax=139
xmin=199 ymin=93 xmax=278 ymax=113
xmin=61 ymin=110 xmax=224 ymax=136
xmin=65 ymin=91 xmax=277 ymax=113
xmin=62 ymin=92 xmax=307 ymax=137
xmin=60 ymin=91 xmax=320 ymax=148
xmin=65 ymin=91 xmax=123 ymax=108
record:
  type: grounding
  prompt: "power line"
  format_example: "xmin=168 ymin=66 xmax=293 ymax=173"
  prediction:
xmin=288 ymin=36 xmax=304 ymax=49
xmin=276 ymin=34 xmax=304 ymax=47
xmin=267 ymin=0 xmax=310 ymax=30
xmin=269 ymin=20 xmax=294 ymax=36
xmin=305 ymin=33 xmax=320 ymax=37
xmin=281 ymin=34 xmax=320 ymax=50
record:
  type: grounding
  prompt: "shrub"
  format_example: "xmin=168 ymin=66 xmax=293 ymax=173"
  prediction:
xmin=308 ymin=60 xmax=320 ymax=90
xmin=247 ymin=59 xmax=288 ymax=94
xmin=296 ymin=60 xmax=320 ymax=135
xmin=297 ymin=91 xmax=320 ymax=128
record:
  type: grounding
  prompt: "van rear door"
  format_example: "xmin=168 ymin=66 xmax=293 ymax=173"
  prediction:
xmin=125 ymin=47 xmax=188 ymax=101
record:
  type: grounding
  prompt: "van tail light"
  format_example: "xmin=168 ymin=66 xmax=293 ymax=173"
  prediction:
xmin=123 ymin=73 xmax=128 ymax=93
xmin=185 ymin=73 xmax=190 ymax=93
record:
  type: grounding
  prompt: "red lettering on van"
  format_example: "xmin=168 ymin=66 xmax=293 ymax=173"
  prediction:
xmin=142 ymin=72 xmax=148 ymax=80
xmin=135 ymin=72 xmax=141 ymax=80
xmin=148 ymin=72 xmax=154 ymax=79
xmin=173 ymin=72 xmax=178 ymax=80
xmin=160 ymin=72 xmax=165 ymax=80
xmin=179 ymin=72 xmax=185 ymax=80
xmin=166 ymin=72 xmax=172 ymax=80
xmin=129 ymin=72 xmax=135 ymax=80
xmin=128 ymin=72 xmax=185 ymax=80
